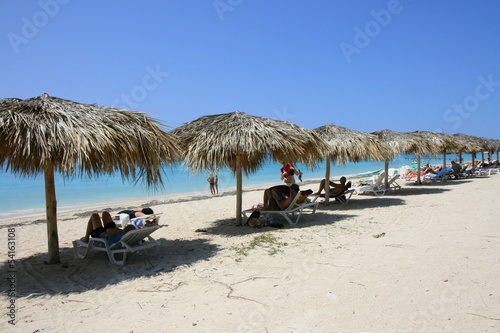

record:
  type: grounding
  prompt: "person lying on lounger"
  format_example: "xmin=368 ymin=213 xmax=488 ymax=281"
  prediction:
xmin=262 ymin=183 xmax=300 ymax=210
xmin=313 ymin=177 xmax=347 ymax=196
xmin=81 ymin=211 xmax=136 ymax=244
xmin=117 ymin=207 xmax=154 ymax=219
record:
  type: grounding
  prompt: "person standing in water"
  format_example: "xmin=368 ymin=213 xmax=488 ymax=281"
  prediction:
xmin=207 ymin=175 xmax=216 ymax=195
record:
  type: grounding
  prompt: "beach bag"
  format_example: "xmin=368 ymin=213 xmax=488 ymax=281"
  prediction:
xmin=247 ymin=209 xmax=261 ymax=226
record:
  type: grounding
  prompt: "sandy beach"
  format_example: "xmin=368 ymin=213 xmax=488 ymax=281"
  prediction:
xmin=1 ymin=173 xmax=499 ymax=332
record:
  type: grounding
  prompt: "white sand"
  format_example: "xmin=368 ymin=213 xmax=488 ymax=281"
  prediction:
xmin=0 ymin=174 xmax=499 ymax=332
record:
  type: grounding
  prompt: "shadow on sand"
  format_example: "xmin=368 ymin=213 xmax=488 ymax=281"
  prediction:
xmin=202 ymin=212 xmax=359 ymax=237
xmin=0 ymin=237 xmax=220 ymax=297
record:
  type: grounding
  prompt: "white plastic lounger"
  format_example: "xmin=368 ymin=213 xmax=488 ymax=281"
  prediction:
xmin=353 ymin=172 xmax=387 ymax=196
xmin=72 ymin=225 xmax=161 ymax=265
xmin=242 ymin=193 xmax=319 ymax=225
xmin=387 ymin=174 xmax=402 ymax=191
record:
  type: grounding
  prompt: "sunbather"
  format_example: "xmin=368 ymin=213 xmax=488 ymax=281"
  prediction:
xmin=81 ymin=211 xmax=136 ymax=244
xmin=263 ymin=183 xmax=300 ymax=210
xmin=422 ymin=164 xmax=441 ymax=175
xmin=117 ymin=208 xmax=154 ymax=219
xmin=430 ymin=167 xmax=453 ymax=179
xmin=314 ymin=177 xmax=347 ymax=196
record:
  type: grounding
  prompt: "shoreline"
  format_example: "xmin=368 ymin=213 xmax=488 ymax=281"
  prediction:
xmin=0 ymin=173 xmax=357 ymax=220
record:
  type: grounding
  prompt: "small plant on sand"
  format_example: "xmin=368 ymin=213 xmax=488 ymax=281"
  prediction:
xmin=230 ymin=233 xmax=288 ymax=260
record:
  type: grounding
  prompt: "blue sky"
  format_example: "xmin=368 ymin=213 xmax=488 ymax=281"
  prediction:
xmin=1 ymin=0 xmax=499 ymax=139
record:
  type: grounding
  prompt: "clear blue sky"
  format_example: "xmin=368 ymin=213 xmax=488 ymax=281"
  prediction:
xmin=1 ymin=0 xmax=499 ymax=139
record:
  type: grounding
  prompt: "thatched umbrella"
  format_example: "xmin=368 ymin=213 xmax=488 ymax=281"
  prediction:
xmin=433 ymin=132 xmax=466 ymax=168
xmin=371 ymin=129 xmax=432 ymax=188
xmin=171 ymin=111 xmax=326 ymax=225
xmin=452 ymin=133 xmax=484 ymax=164
xmin=479 ymin=137 xmax=498 ymax=163
xmin=0 ymin=93 xmax=180 ymax=264
xmin=491 ymin=139 xmax=500 ymax=162
xmin=408 ymin=131 xmax=460 ymax=183
xmin=313 ymin=124 xmax=392 ymax=203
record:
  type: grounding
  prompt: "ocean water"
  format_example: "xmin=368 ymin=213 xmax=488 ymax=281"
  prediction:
xmin=0 ymin=153 xmax=475 ymax=215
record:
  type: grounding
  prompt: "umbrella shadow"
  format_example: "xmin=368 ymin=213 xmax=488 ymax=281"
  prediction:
xmin=0 ymin=238 xmax=220 ymax=297
xmin=199 ymin=212 xmax=358 ymax=236
xmin=385 ymin=187 xmax=451 ymax=196
xmin=315 ymin=196 xmax=406 ymax=211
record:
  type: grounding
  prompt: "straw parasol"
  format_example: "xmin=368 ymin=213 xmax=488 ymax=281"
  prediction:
xmin=171 ymin=111 xmax=327 ymax=225
xmin=452 ymin=133 xmax=484 ymax=164
xmin=0 ymin=93 xmax=180 ymax=264
xmin=478 ymin=137 xmax=498 ymax=163
xmin=371 ymin=129 xmax=432 ymax=188
xmin=313 ymin=124 xmax=392 ymax=204
xmin=408 ymin=131 xmax=461 ymax=183
xmin=434 ymin=132 xmax=466 ymax=168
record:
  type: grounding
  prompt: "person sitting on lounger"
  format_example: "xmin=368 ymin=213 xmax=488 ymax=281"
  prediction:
xmin=314 ymin=177 xmax=347 ymax=196
xmin=81 ymin=211 xmax=136 ymax=244
xmin=263 ymin=183 xmax=300 ymax=210
xmin=450 ymin=160 xmax=462 ymax=178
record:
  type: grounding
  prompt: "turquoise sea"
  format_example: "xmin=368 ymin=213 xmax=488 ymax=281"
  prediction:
xmin=0 ymin=153 xmax=477 ymax=217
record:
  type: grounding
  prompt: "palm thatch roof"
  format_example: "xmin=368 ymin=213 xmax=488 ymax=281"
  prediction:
xmin=371 ymin=129 xmax=434 ymax=189
xmin=479 ymin=137 xmax=498 ymax=152
xmin=312 ymin=124 xmax=392 ymax=203
xmin=0 ymin=93 xmax=181 ymax=263
xmin=314 ymin=124 xmax=393 ymax=164
xmin=408 ymin=131 xmax=457 ymax=156
xmin=371 ymin=129 xmax=430 ymax=156
xmin=0 ymin=93 xmax=179 ymax=185
xmin=490 ymin=139 xmax=500 ymax=154
xmin=172 ymin=111 xmax=326 ymax=173
xmin=452 ymin=133 xmax=484 ymax=154
xmin=172 ymin=111 xmax=327 ymax=224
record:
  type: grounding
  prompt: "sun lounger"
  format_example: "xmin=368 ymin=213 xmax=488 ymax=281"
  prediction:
xmin=311 ymin=181 xmax=354 ymax=204
xmin=352 ymin=172 xmax=386 ymax=196
xmin=72 ymin=225 xmax=161 ymax=265
xmin=424 ymin=167 xmax=453 ymax=182
xmin=242 ymin=192 xmax=319 ymax=225
xmin=387 ymin=174 xmax=402 ymax=191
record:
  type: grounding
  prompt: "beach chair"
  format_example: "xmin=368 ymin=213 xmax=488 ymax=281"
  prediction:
xmin=386 ymin=174 xmax=402 ymax=191
xmin=424 ymin=167 xmax=453 ymax=182
xmin=352 ymin=172 xmax=387 ymax=196
xmin=242 ymin=192 xmax=319 ymax=225
xmin=72 ymin=225 xmax=161 ymax=265
xmin=311 ymin=181 xmax=354 ymax=204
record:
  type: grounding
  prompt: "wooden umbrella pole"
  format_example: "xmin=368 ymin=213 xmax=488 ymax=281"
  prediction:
xmin=236 ymin=155 xmax=243 ymax=226
xmin=44 ymin=164 xmax=60 ymax=264
xmin=384 ymin=160 xmax=389 ymax=189
xmin=416 ymin=156 xmax=422 ymax=184
xmin=442 ymin=148 xmax=447 ymax=169
xmin=324 ymin=155 xmax=331 ymax=205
